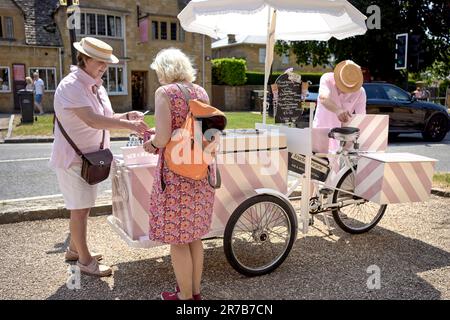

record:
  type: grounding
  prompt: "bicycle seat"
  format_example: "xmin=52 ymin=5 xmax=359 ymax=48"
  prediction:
xmin=328 ymin=127 xmax=360 ymax=141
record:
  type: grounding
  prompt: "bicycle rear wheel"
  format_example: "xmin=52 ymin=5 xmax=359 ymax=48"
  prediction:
xmin=332 ymin=167 xmax=387 ymax=234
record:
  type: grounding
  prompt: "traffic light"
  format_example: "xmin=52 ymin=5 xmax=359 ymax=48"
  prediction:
xmin=395 ymin=33 xmax=408 ymax=70
xmin=408 ymin=34 xmax=425 ymax=72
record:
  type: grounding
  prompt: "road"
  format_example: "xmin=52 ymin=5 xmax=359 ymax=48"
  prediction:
xmin=0 ymin=132 xmax=449 ymax=200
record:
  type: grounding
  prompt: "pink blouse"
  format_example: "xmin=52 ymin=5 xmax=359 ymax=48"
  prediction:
xmin=49 ymin=66 xmax=114 ymax=169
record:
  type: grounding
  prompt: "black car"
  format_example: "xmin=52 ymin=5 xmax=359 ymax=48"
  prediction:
xmin=363 ymin=83 xmax=450 ymax=142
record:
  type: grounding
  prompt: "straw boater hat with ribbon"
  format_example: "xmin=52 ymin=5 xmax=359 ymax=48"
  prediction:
xmin=73 ymin=37 xmax=119 ymax=64
xmin=333 ymin=60 xmax=364 ymax=94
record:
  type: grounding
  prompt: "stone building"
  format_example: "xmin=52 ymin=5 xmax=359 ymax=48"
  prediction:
xmin=212 ymin=34 xmax=330 ymax=73
xmin=0 ymin=0 xmax=212 ymax=113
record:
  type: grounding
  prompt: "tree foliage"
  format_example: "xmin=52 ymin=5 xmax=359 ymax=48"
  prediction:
xmin=276 ymin=0 xmax=449 ymax=82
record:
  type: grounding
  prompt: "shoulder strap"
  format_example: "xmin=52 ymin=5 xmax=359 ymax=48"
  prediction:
xmin=175 ymin=83 xmax=191 ymax=105
xmin=55 ymin=116 xmax=84 ymax=158
xmin=93 ymin=85 xmax=106 ymax=150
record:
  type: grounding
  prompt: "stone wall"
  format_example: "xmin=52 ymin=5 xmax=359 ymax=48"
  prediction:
xmin=212 ymin=85 xmax=263 ymax=111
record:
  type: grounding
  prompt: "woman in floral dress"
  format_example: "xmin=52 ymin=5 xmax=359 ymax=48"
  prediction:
xmin=143 ymin=48 xmax=215 ymax=300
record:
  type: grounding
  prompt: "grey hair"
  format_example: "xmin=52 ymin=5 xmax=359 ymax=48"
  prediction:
xmin=150 ymin=48 xmax=196 ymax=84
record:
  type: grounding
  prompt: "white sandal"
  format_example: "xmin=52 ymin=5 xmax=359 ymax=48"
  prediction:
xmin=76 ymin=258 xmax=112 ymax=277
xmin=65 ymin=248 xmax=103 ymax=262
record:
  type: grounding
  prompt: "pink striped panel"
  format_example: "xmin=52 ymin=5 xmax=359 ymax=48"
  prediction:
xmin=388 ymin=163 xmax=422 ymax=202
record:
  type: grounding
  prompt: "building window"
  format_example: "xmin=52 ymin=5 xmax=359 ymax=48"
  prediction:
xmin=170 ymin=22 xmax=177 ymax=40
xmin=87 ymin=13 xmax=96 ymax=35
xmin=0 ymin=16 xmax=14 ymax=39
xmin=97 ymin=15 xmax=106 ymax=36
xmin=179 ymin=23 xmax=185 ymax=41
xmin=0 ymin=67 xmax=11 ymax=92
xmin=152 ymin=21 xmax=159 ymax=40
xmin=102 ymin=65 xmax=125 ymax=95
xmin=152 ymin=20 xmax=183 ymax=41
xmin=115 ymin=17 xmax=122 ymax=37
xmin=259 ymin=48 xmax=266 ymax=64
xmin=160 ymin=22 xmax=167 ymax=40
xmin=28 ymin=68 xmax=57 ymax=91
xmin=281 ymin=52 xmax=289 ymax=65
xmin=78 ymin=12 xmax=122 ymax=38
xmin=5 ymin=17 xmax=13 ymax=39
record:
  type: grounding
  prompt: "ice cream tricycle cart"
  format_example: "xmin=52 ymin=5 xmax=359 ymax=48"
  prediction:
xmin=108 ymin=0 xmax=437 ymax=277
xmin=108 ymin=109 xmax=436 ymax=277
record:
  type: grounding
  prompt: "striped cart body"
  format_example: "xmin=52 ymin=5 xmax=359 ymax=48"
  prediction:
xmin=110 ymin=130 xmax=288 ymax=247
xmin=355 ymin=153 xmax=436 ymax=204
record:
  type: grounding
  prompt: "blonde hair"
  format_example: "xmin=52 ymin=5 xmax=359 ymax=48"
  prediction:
xmin=150 ymin=48 xmax=196 ymax=84
xmin=25 ymin=76 xmax=33 ymax=85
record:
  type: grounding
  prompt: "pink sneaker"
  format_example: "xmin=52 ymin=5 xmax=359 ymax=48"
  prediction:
xmin=175 ymin=285 xmax=202 ymax=300
xmin=161 ymin=291 xmax=193 ymax=300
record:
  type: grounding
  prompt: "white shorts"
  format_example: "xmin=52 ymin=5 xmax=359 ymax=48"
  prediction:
xmin=55 ymin=164 xmax=98 ymax=210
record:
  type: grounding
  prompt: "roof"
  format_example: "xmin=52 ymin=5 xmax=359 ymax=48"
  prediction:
xmin=12 ymin=0 xmax=63 ymax=47
xmin=211 ymin=35 xmax=266 ymax=49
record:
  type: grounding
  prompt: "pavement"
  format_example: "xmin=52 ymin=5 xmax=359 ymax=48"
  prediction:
xmin=0 ymin=195 xmax=449 ymax=300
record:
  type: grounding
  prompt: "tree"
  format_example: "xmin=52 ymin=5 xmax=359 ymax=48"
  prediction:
xmin=276 ymin=0 xmax=450 ymax=82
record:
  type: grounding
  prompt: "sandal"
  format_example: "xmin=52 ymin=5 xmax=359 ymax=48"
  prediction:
xmin=76 ymin=258 xmax=112 ymax=277
xmin=65 ymin=248 xmax=103 ymax=262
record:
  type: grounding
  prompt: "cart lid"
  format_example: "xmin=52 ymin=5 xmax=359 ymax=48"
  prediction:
xmin=219 ymin=129 xmax=287 ymax=153
xmin=361 ymin=152 xmax=437 ymax=163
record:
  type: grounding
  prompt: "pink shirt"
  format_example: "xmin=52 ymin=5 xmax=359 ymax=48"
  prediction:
xmin=49 ymin=66 xmax=114 ymax=169
xmin=313 ymin=72 xmax=366 ymax=129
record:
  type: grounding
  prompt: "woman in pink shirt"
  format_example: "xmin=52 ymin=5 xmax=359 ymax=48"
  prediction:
xmin=50 ymin=37 xmax=148 ymax=276
xmin=313 ymin=60 xmax=366 ymax=152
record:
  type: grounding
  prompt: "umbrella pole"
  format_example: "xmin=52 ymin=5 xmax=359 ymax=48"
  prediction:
xmin=262 ymin=7 xmax=273 ymax=125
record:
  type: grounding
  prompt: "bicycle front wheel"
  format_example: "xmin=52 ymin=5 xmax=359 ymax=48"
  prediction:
xmin=223 ymin=195 xmax=297 ymax=277
xmin=332 ymin=167 xmax=387 ymax=234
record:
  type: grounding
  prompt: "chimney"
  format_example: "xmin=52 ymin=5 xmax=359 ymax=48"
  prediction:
xmin=227 ymin=34 xmax=236 ymax=44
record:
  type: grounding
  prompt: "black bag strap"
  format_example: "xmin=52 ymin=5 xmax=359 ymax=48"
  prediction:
xmin=53 ymin=84 xmax=106 ymax=157
xmin=55 ymin=116 xmax=84 ymax=158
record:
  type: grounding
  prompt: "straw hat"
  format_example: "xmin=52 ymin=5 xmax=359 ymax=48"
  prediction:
xmin=73 ymin=37 xmax=119 ymax=64
xmin=334 ymin=60 xmax=363 ymax=93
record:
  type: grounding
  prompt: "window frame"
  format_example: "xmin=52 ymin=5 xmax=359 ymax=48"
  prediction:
xmin=151 ymin=20 xmax=184 ymax=42
xmin=259 ymin=48 xmax=266 ymax=64
xmin=78 ymin=12 xmax=123 ymax=39
xmin=103 ymin=64 xmax=127 ymax=96
xmin=28 ymin=67 xmax=58 ymax=92
xmin=281 ymin=52 xmax=289 ymax=65
xmin=0 ymin=66 xmax=11 ymax=93
xmin=5 ymin=16 xmax=13 ymax=39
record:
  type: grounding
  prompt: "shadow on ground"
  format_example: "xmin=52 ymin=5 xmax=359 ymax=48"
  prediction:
xmin=47 ymin=222 xmax=450 ymax=300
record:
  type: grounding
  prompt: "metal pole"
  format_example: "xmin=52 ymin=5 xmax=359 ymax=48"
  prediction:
xmin=67 ymin=0 xmax=78 ymax=65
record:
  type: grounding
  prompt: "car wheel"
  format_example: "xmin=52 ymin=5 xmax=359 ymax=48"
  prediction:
xmin=422 ymin=114 xmax=448 ymax=142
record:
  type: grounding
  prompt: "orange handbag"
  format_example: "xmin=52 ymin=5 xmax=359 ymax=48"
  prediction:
xmin=163 ymin=84 xmax=227 ymax=181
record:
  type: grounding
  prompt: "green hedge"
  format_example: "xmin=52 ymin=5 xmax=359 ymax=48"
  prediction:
xmin=211 ymin=58 xmax=247 ymax=86
xmin=439 ymin=79 xmax=450 ymax=97
xmin=245 ymin=71 xmax=323 ymax=85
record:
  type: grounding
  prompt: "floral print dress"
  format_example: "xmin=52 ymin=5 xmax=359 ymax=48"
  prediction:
xmin=148 ymin=83 xmax=215 ymax=244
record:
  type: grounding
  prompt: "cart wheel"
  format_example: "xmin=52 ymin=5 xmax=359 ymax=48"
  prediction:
xmin=332 ymin=167 xmax=387 ymax=234
xmin=223 ymin=194 xmax=297 ymax=277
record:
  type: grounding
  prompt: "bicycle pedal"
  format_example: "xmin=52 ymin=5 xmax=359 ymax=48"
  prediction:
xmin=309 ymin=217 xmax=314 ymax=226
xmin=319 ymin=188 xmax=333 ymax=196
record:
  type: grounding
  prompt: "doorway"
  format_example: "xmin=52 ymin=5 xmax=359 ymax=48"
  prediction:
xmin=131 ymin=71 xmax=147 ymax=110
